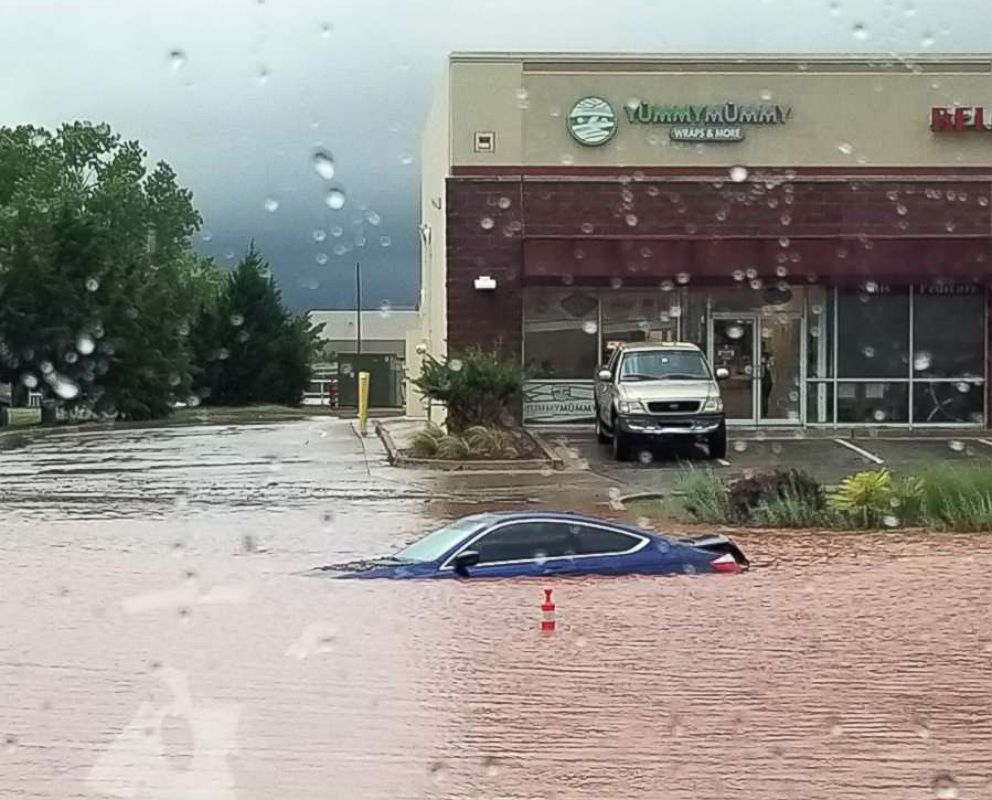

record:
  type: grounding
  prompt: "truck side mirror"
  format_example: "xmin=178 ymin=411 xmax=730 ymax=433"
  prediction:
xmin=597 ymin=368 xmax=613 ymax=381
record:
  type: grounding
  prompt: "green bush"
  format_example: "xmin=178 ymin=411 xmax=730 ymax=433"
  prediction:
xmin=464 ymin=425 xmax=519 ymax=459
xmin=748 ymin=489 xmax=840 ymax=528
xmin=407 ymin=424 xmax=522 ymax=461
xmin=411 ymin=347 xmax=526 ymax=433
xmin=676 ymin=468 xmax=730 ymax=524
xmin=830 ymin=469 xmax=893 ymax=528
xmin=436 ymin=434 xmax=471 ymax=460
xmin=919 ymin=466 xmax=992 ymax=531
xmin=728 ymin=468 xmax=824 ymax=522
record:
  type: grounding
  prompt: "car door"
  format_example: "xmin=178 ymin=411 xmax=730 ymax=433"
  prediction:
xmin=443 ymin=521 xmax=575 ymax=578
xmin=566 ymin=524 xmax=649 ymax=575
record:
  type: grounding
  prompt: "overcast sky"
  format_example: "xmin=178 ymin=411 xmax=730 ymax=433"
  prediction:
xmin=1 ymin=0 xmax=989 ymax=311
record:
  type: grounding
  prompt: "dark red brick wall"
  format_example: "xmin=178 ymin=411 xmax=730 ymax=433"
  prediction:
xmin=445 ymin=176 xmax=992 ymax=352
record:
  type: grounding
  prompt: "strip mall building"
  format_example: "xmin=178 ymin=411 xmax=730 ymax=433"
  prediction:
xmin=409 ymin=53 xmax=992 ymax=428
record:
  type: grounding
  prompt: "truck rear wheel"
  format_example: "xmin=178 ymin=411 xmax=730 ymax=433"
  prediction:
xmin=611 ymin=415 xmax=631 ymax=461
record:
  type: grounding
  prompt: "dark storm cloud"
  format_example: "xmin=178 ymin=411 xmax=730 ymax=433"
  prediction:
xmin=1 ymin=0 xmax=987 ymax=310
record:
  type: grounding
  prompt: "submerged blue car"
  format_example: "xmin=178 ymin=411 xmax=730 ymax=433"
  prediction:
xmin=313 ymin=511 xmax=749 ymax=579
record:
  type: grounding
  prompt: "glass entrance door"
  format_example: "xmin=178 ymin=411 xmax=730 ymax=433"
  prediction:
xmin=711 ymin=313 xmax=804 ymax=425
xmin=711 ymin=316 xmax=756 ymax=422
xmin=758 ymin=315 xmax=803 ymax=424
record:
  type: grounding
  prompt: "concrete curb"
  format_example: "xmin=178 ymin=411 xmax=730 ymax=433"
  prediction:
xmin=374 ymin=420 xmax=561 ymax=471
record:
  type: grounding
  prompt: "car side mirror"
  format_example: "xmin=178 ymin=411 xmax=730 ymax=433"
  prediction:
xmin=715 ymin=367 xmax=730 ymax=380
xmin=597 ymin=368 xmax=613 ymax=382
xmin=453 ymin=550 xmax=480 ymax=577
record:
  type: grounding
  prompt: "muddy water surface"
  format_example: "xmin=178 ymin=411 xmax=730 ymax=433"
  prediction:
xmin=1 ymin=421 xmax=990 ymax=798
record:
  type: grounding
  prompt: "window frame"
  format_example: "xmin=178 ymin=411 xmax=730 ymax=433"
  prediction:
xmin=439 ymin=517 xmax=649 ymax=571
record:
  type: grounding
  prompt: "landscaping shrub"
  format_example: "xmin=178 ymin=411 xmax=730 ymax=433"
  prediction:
xmin=409 ymin=423 xmax=445 ymax=458
xmin=727 ymin=468 xmax=824 ymax=522
xmin=464 ymin=425 xmax=519 ymax=459
xmin=919 ymin=466 xmax=992 ymax=531
xmin=410 ymin=347 xmax=526 ymax=433
xmin=830 ymin=469 xmax=893 ymax=528
xmin=676 ymin=468 xmax=730 ymax=524
xmin=748 ymin=489 xmax=840 ymax=528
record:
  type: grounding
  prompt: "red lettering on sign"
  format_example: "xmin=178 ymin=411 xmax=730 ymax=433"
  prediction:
xmin=931 ymin=106 xmax=992 ymax=133
xmin=930 ymin=107 xmax=952 ymax=131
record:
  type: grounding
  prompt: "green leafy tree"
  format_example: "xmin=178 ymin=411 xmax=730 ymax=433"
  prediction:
xmin=192 ymin=244 xmax=322 ymax=406
xmin=0 ymin=122 xmax=216 ymax=419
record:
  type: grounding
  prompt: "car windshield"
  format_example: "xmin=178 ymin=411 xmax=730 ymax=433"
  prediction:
xmin=393 ymin=515 xmax=493 ymax=562
xmin=619 ymin=351 xmax=711 ymax=381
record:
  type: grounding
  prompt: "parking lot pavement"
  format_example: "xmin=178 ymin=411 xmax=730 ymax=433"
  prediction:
xmin=537 ymin=427 xmax=992 ymax=495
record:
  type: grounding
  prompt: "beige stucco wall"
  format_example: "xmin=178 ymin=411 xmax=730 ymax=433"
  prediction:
xmin=406 ymin=67 xmax=451 ymax=418
xmin=449 ymin=54 xmax=992 ymax=168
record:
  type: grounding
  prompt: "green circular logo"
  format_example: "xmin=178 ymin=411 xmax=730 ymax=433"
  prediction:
xmin=567 ymin=97 xmax=617 ymax=146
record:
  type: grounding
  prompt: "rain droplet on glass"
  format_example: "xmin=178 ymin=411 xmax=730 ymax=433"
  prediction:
xmin=312 ymin=149 xmax=336 ymax=180
xmin=263 ymin=197 xmax=279 ymax=213
xmin=325 ymin=188 xmax=346 ymax=210
xmin=729 ymin=165 xmax=748 ymax=183
xmin=582 ymin=320 xmax=598 ymax=335
xmin=480 ymin=217 xmax=495 ymax=230
xmin=85 ymin=277 xmax=100 ymax=292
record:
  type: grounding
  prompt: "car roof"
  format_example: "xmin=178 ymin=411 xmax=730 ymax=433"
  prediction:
xmin=613 ymin=341 xmax=702 ymax=352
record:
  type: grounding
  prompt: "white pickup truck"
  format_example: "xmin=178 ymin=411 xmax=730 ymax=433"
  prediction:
xmin=593 ymin=341 xmax=728 ymax=461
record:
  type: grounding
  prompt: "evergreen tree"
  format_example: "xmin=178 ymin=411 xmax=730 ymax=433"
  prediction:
xmin=193 ymin=244 xmax=322 ymax=406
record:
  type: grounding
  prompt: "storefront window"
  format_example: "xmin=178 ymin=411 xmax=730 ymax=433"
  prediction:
xmin=806 ymin=381 xmax=833 ymax=424
xmin=837 ymin=289 xmax=909 ymax=379
xmin=600 ymin=291 xmax=679 ymax=362
xmin=522 ymin=289 xmax=598 ymax=379
xmin=837 ymin=382 xmax=909 ymax=424
xmin=912 ymin=291 xmax=985 ymax=379
xmin=806 ymin=286 xmax=832 ymax=379
xmin=913 ymin=381 xmax=985 ymax=424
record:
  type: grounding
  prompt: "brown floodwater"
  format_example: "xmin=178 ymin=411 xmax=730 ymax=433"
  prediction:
xmin=1 ymin=421 xmax=991 ymax=799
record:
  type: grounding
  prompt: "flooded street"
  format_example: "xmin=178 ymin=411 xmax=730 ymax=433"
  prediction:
xmin=2 ymin=419 xmax=991 ymax=798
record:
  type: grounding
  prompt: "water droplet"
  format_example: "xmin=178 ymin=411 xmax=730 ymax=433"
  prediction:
xmin=168 ymin=49 xmax=186 ymax=71
xmin=365 ymin=210 xmax=381 ymax=226
xmin=50 ymin=375 xmax=80 ymax=400
xmin=864 ymin=281 xmax=879 ymax=294
xmin=882 ymin=514 xmax=899 ymax=528
xmin=913 ymin=351 xmax=932 ymax=371
xmin=580 ymin=222 xmax=594 ymax=234
xmin=85 ymin=277 xmax=100 ymax=292
xmin=873 ymin=409 xmax=887 ymax=422
xmin=480 ymin=217 xmax=495 ymax=230
xmin=325 ymin=188 xmax=346 ymax=210
xmin=852 ymin=22 xmax=869 ymax=40
xmin=749 ymin=278 xmax=763 ymax=290
xmin=201 ymin=230 xmax=213 ymax=242
xmin=333 ymin=243 xmax=347 ymax=256
xmin=75 ymin=334 xmax=95 ymax=356
xmin=862 ymin=345 xmax=876 ymax=358
xmin=775 ymin=265 xmax=789 ymax=278
xmin=759 ymin=88 xmax=774 ymax=101
xmin=230 ymin=313 xmax=245 ymax=327
xmin=979 ymin=196 xmax=989 ymax=207
xmin=637 ymin=450 xmax=654 ymax=465
xmin=676 ymin=272 xmax=690 ymax=285
xmin=729 ymin=165 xmax=748 ymax=183
xmin=948 ymin=439 xmax=965 ymax=452
xmin=838 ymin=141 xmax=854 ymax=155
xmin=312 ymin=149 xmax=335 ymax=180
xmin=399 ymin=152 xmax=414 ymax=166
xmin=726 ymin=324 xmax=745 ymax=340
xmin=932 ymin=773 xmax=958 ymax=800
xmin=449 ymin=358 xmax=463 ymax=372
xmin=658 ymin=279 xmax=674 ymax=292
xmin=829 ymin=0 xmax=842 ymax=13
xmin=263 ymin=197 xmax=279 ymax=213
xmin=379 ymin=301 xmax=392 ymax=318
xmin=379 ymin=235 xmax=392 ymax=247
xmin=921 ymin=31 xmax=935 ymax=47
xmin=732 ymin=269 xmax=745 ymax=282
xmin=581 ymin=320 xmax=598 ymax=335
xmin=316 ymin=253 xmax=328 ymax=265
xmin=320 ymin=21 xmax=333 ymax=37
xmin=625 ymin=213 xmax=639 ymax=227
xmin=313 ymin=229 xmax=327 ymax=242
xmin=257 ymin=66 xmax=271 ymax=85
xmin=4 ymin=734 xmax=18 ymax=754
xmin=19 ymin=373 xmax=37 ymax=389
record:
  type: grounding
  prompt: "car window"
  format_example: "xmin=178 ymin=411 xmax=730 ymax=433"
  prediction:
xmin=619 ymin=351 xmax=710 ymax=381
xmin=571 ymin=526 xmax=643 ymax=556
xmin=468 ymin=522 xmax=574 ymax=564
xmin=395 ymin=514 xmax=494 ymax=562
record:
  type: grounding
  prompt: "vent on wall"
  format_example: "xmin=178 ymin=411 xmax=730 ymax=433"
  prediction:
xmin=474 ymin=131 xmax=496 ymax=153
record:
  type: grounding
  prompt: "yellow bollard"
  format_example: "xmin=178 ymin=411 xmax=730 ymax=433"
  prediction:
xmin=357 ymin=371 xmax=370 ymax=436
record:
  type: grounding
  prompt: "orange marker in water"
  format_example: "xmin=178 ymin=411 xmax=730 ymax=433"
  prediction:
xmin=541 ymin=588 xmax=556 ymax=634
